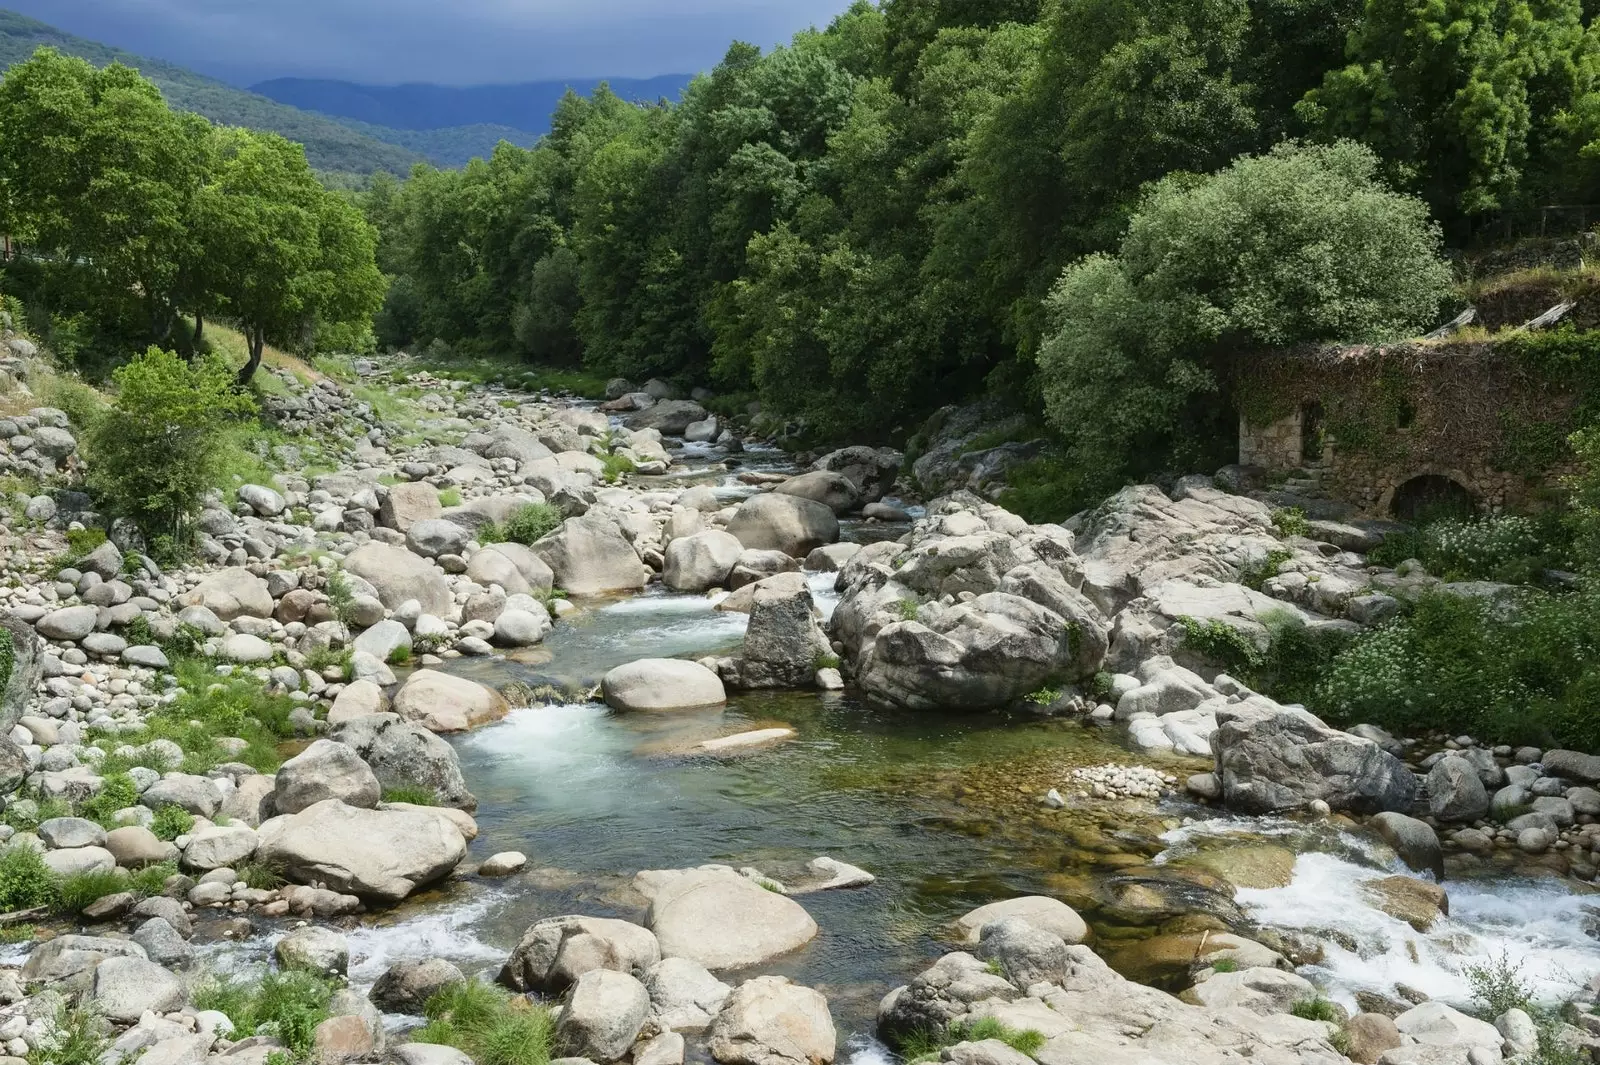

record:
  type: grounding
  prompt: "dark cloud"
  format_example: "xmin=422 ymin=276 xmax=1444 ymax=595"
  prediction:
xmin=8 ymin=0 xmax=855 ymax=86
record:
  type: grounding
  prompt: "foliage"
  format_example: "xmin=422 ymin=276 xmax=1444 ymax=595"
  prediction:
xmin=150 ymin=804 xmax=196 ymax=842
xmin=898 ymin=1017 xmax=1047 ymax=1062
xmin=1313 ymin=587 xmax=1600 ymax=749
xmin=1037 ymin=142 xmax=1451 ymax=501
xmin=54 ymin=869 xmax=130 ymax=913
xmin=480 ymin=503 xmax=563 ymax=546
xmin=1368 ymin=513 xmax=1567 ymax=582
xmin=0 ymin=845 xmax=57 ymax=910
xmin=414 ymin=981 xmax=553 ymax=1065
xmin=87 ymin=347 xmax=256 ymax=550
xmin=0 ymin=627 xmax=12 ymax=694
xmin=894 ymin=598 xmax=921 ymax=621
xmin=1290 ymin=997 xmax=1341 ymax=1022
xmin=324 ymin=568 xmax=361 ymax=627
xmin=381 ymin=785 xmax=441 ymax=806
xmin=25 ymin=1003 xmax=108 ymax=1065
xmin=235 ymin=861 xmax=285 ymax=891
xmin=1464 ymin=952 xmax=1585 ymax=1065
xmin=77 ymin=771 xmax=139 ymax=828
xmin=192 ymin=970 xmax=338 ymax=1058
xmin=1272 ymin=508 xmax=1311 ymax=538
xmin=1209 ymin=958 xmax=1240 ymax=973
xmin=1572 ymin=426 xmax=1600 ymax=572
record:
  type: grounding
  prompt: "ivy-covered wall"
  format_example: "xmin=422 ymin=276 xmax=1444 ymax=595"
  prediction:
xmin=1238 ymin=335 xmax=1593 ymax=517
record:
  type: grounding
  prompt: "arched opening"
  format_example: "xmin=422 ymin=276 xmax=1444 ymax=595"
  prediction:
xmin=1300 ymin=402 xmax=1326 ymax=463
xmin=1389 ymin=474 xmax=1477 ymax=523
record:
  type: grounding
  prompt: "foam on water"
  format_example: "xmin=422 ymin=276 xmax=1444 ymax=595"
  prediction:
xmin=807 ymin=570 xmax=843 ymax=622
xmin=841 ymin=1034 xmax=895 ymax=1065
xmin=1240 ymin=851 xmax=1600 ymax=1010
xmin=343 ymin=889 xmax=512 ymax=988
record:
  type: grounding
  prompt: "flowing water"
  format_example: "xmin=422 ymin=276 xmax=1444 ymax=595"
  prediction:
xmin=325 ymin=439 xmax=1600 ymax=1046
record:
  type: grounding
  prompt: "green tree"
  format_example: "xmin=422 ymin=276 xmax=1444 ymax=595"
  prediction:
xmin=88 ymin=347 xmax=256 ymax=552
xmin=1037 ymin=141 xmax=1451 ymax=502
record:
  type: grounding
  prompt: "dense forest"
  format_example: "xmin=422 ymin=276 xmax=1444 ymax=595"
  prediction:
xmin=366 ymin=0 xmax=1600 ymax=505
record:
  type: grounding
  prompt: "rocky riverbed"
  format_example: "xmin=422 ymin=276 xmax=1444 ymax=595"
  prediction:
xmin=0 ymin=341 xmax=1597 ymax=1065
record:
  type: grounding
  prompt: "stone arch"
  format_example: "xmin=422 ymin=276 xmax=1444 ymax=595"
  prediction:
xmin=1382 ymin=471 xmax=1479 ymax=522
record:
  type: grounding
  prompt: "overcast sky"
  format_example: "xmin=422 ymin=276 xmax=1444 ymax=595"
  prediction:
xmin=9 ymin=0 xmax=857 ymax=86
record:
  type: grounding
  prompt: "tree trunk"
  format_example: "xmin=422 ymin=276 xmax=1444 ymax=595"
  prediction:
xmin=193 ymin=312 xmax=204 ymax=346
xmin=236 ymin=326 xmax=264 ymax=386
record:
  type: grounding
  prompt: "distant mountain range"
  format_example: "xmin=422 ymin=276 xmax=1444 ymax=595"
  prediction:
xmin=252 ymin=75 xmax=693 ymax=135
xmin=0 ymin=9 xmax=693 ymax=175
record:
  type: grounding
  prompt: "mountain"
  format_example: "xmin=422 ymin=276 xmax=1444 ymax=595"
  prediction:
xmin=250 ymin=76 xmax=693 ymax=136
xmin=0 ymin=9 xmax=423 ymax=175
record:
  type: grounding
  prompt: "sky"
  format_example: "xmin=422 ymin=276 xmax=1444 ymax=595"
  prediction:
xmin=6 ymin=0 xmax=857 ymax=87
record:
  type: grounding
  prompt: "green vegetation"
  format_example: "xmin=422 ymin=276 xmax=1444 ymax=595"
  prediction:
xmin=1209 ymin=958 xmax=1240 ymax=974
xmin=0 ymin=844 xmax=178 ymax=916
xmin=25 ymin=1003 xmax=108 ymax=1065
xmin=893 ymin=598 xmax=921 ymax=622
xmin=1272 ymin=508 xmax=1312 ymax=539
xmin=479 ymin=503 xmax=563 ymax=546
xmin=1465 ymin=952 xmax=1585 ymax=1065
xmin=0 ymin=846 xmax=58 ymax=911
xmin=898 ymin=1017 xmax=1047 ymax=1062
xmin=1290 ymin=997 xmax=1341 ymax=1023
xmin=192 ymin=970 xmax=340 ymax=1060
xmin=1367 ymin=514 xmax=1564 ymax=582
xmin=413 ymin=981 xmax=553 ymax=1065
xmin=150 ymin=805 xmax=196 ymax=842
xmin=381 ymin=785 xmax=441 ymax=806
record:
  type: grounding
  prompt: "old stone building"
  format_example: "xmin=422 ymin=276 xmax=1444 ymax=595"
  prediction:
xmin=1237 ymin=339 xmax=1586 ymax=519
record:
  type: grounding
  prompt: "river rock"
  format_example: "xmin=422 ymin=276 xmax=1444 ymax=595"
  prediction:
xmin=180 ymin=824 xmax=259 ymax=872
xmin=1180 ymin=967 xmax=1318 ymax=1015
xmin=141 ymin=774 xmax=222 ymax=816
xmin=1540 ymin=749 xmax=1600 ymax=783
xmin=644 ymin=957 xmax=733 ymax=1031
xmin=131 ymin=917 xmax=193 ymax=970
xmin=407 ymin=519 xmax=472 ymax=559
xmin=1345 ymin=1013 xmax=1403 ymax=1064
xmin=92 ymin=955 xmax=186 ymax=1023
xmin=875 ymin=952 xmax=1022 ymax=1044
xmin=255 ymin=798 xmax=467 ymax=903
xmin=392 ymin=669 xmax=510 ymax=733
xmin=38 ymin=816 xmax=105 ymax=849
xmin=380 ymin=482 xmax=443 ymax=532
xmin=635 ymin=865 xmax=818 ymax=970
xmin=603 ymin=659 xmax=726 ymax=711
xmin=664 ymin=531 xmax=744 ymax=593
xmin=976 ymin=918 xmax=1069 ymax=987
xmin=466 ymin=542 xmax=555 ymax=597
xmin=1369 ymin=812 xmax=1444 ymax=880
xmin=722 ymin=580 xmax=829 ymax=690
xmin=37 ymin=604 xmax=99 ymax=641
xmin=533 ymin=513 xmax=651 ymax=597
xmin=775 ymin=471 xmax=860 ymax=515
xmin=500 ymin=915 xmax=662 ymax=993
xmin=273 ymin=739 xmax=381 ymax=814
xmin=727 ymin=494 xmax=839 ymax=557
xmin=556 ymin=969 xmax=651 ymax=1062
xmin=344 ymin=542 xmax=453 ymax=616
xmin=277 ymin=925 xmax=350 ymax=975
xmin=44 ymin=845 xmax=117 ymax=876
xmin=1362 ymin=876 xmax=1448 ymax=932
xmin=708 ymin=975 xmax=836 ymax=1065
xmin=391 ymin=1047 xmax=475 ymax=1065
xmin=1212 ymin=701 xmax=1419 ymax=814
xmin=106 ymin=825 xmax=177 ymax=867
xmin=332 ymin=712 xmax=476 ymax=809
xmin=371 ymin=958 xmax=465 ymax=1014
xmin=1427 ymin=756 xmax=1489 ymax=822
xmin=178 ymin=568 xmax=273 ymax=621
xmin=810 ymin=446 xmax=902 ymax=504
xmin=221 ymin=773 xmax=278 ymax=826
xmin=954 ymin=896 xmax=1089 ymax=946
xmin=1392 ymin=1001 xmax=1503 ymax=1054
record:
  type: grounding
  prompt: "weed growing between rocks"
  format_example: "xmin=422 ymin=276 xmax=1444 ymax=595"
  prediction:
xmin=0 ymin=847 xmax=57 ymax=911
xmin=25 ymin=1003 xmax=108 ymax=1065
xmin=381 ymin=785 xmax=440 ymax=806
xmin=1466 ymin=952 xmax=1586 ymax=1065
xmin=898 ymin=1017 xmax=1047 ymax=1063
xmin=192 ymin=970 xmax=340 ymax=1061
xmin=1367 ymin=513 xmax=1568 ymax=582
xmin=413 ymin=980 xmax=554 ymax=1065
xmin=1289 ymin=997 xmax=1340 ymax=1022
xmin=479 ymin=503 xmax=563 ymax=546
xmin=150 ymin=805 xmax=194 ymax=841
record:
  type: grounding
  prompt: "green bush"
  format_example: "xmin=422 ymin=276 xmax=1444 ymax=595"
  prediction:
xmin=0 ymin=846 xmax=57 ymax=910
xmin=87 ymin=348 xmax=257 ymax=554
xmin=25 ymin=1003 xmax=109 ymax=1065
xmin=1290 ymin=997 xmax=1341 ymax=1022
xmin=192 ymin=970 xmax=338 ymax=1058
xmin=150 ymin=805 xmax=195 ymax=841
xmin=1272 ymin=507 xmax=1311 ymax=538
xmin=381 ymin=785 xmax=440 ymax=806
xmin=480 ymin=503 xmax=563 ymax=546
xmin=898 ymin=1017 xmax=1046 ymax=1062
xmin=77 ymin=772 xmax=140 ymax=828
xmin=55 ymin=870 xmax=130 ymax=914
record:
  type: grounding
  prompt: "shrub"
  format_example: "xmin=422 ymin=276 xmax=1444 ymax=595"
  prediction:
xmin=192 ymin=970 xmax=338 ymax=1058
xmin=1571 ymin=426 xmax=1600 ymax=572
xmin=324 ymin=569 xmax=361 ymax=627
xmin=1290 ymin=997 xmax=1341 ymax=1022
xmin=0 ymin=846 xmax=57 ymax=910
xmin=481 ymin=503 xmax=562 ymax=546
xmin=898 ymin=1018 xmax=1046 ymax=1062
xmin=87 ymin=348 xmax=256 ymax=554
xmin=150 ymin=805 xmax=195 ymax=841
xmin=26 ymin=1003 xmax=108 ymax=1065
xmin=600 ymin=452 xmax=636 ymax=484
xmin=56 ymin=870 xmax=130 ymax=914
xmin=77 ymin=772 xmax=140 ymax=828
xmin=126 ymin=861 xmax=179 ymax=896
xmin=381 ymin=785 xmax=440 ymax=806
xmin=438 ymin=487 xmax=462 ymax=508
xmin=894 ymin=598 xmax=920 ymax=621
xmin=1272 ymin=507 xmax=1311 ymax=538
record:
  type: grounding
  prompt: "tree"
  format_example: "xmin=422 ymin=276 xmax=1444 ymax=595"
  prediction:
xmin=1037 ymin=141 xmax=1452 ymax=502
xmin=88 ymin=346 xmax=256 ymax=554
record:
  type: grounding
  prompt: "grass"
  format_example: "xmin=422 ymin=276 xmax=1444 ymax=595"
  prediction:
xmin=387 ymin=645 xmax=413 ymax=665
xmin=893 ymin=598 xmax=920 ymax=621
xmin=479 ymin=503 xmax=563 ymax=547
xmin=381 ymin=785 xmax=440 ymax=806
xmin=1465 ymin=953 xmax=1585 ymax=1065
xmin=899 ymin=1017 xmax=1047 ymax=1062
xmin=1290 ymin=997 xmax=1341 ymax=1023
xmin=26 ymin=1003 xmax=108 ymax=1065
xmin=439 ymin=487 xmax=462 ymax=508
xmin=0 ymin=845 xmax=179 ymax=917
xmin=55 ymin=870 xmax=130 ymax=914
xmin=412 ymin=981 xmax=552 ymax=1065
xmin=151 ymin=805 xmax=196 ymax=841
xmin=1209 ymin=957 xmax=1240 ymax=973
xmin=235 ymin=861 xmax=286 ymax=891
xmin=109 ymin=659 xmax=305 ymax=775
xmin=599 ymin=451 xmax=636 ymax=484
xmin=1272 ymin=507 xmax=1312 ymax=538
xmin=192 ymin=970 xmax=339 ymax=1060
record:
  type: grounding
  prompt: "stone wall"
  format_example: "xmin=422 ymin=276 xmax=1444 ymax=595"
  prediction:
xmin=1237 ymin=341 xmax=1585 ymax=518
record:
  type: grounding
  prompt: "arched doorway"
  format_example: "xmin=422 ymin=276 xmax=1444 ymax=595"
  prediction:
xmin=1389 ymin=474 xmax=1477 ymax=523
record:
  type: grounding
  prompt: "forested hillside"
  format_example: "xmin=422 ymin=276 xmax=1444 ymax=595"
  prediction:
xmin=368 ymin=0 xmax=1600 ymax=508
xmin=252 ymin=75 xmax=694 ymax=134
xmin=0 ymin=10 xmax=424 ymax=174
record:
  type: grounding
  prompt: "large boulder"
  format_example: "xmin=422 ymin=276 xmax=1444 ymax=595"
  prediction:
xmin=256 ymin=799 xmax=467 ymax=903
xmin=644 ymin=957 xmax=733 ymax=1031
xmin=466 ymin=542 xmax=555 ymax=597
xmin=635 ymin=865 xmax=818 ymax=970
xmin=499 ymin=915 xmax=662 ymax=993
xmin=392 ymin=669 xmax=510 ymax=733
xmin=810 ymin=446 xmax=902 ymax=505
xmin=727 ymin=495 xmax=839 ymax=558
xmin=272 ymin=739 xmax=381 ymax=814
xmin=406 ymin=519 xmax=473 ymax=560
xmin=1211 ymin=701 xmax=1419 ymax=815
xmin=664 ymin=532 xmax=744 ymax=593
xmin=603 ymin=659 xmax=726 ymax=712
xmin=533 ymin=514 xmax=651 ymax=597
xmin=1427 ymin=756 xmax=1490 ymax=822
xmin=556 ymin=969 xmax=652 ymax=1062
xmin=626 ymin=400 xmax=709 ymax=436
xmin=180 ymin=824 xmax=259 ymax=872
xmin=371 ymin=958 xmax=466 ymax=1014
xmin=774 ymin=472 xmax=860 ymax=516
xmin=856 ymin=593 xmax=1083 ymax=712
xmin=722 ymin=581 xmax=829 ymax=690
xmin=379 ymin=483 xmax=443 ymax=532
xmin=177 ymin=568 xmax=273 ymax=621
xmin=708 ymin=976 xmax=836 ymax=1065
xmin=0 ymin=612 xmax=41 ymax=734
xmin=91 ymin=955 xmax=187 ymax=1023
xmin=1369 ymin=812 xmax=1444 ymax=880
xmin=332 ymin=713 xmax=477 ymax=809
xmin=343 ymin=543 xmax=453 ymax=617
xmin=953 ymin=897 xmax=1089 ymax=946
